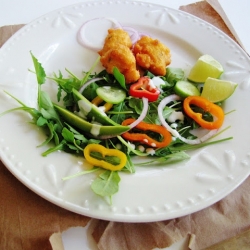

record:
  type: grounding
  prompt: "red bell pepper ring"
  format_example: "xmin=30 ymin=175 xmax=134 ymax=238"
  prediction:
xmin=129 ymin=76 xmax=160 ymax=102
xmin=121 ymin=118 xmax=172 ymax=148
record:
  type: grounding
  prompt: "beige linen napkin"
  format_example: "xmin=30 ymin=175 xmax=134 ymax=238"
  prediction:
xmin=0 ymin=2 xmax=250 ymax=250
xmin=180 ymin=1 xmax=237 ymax=42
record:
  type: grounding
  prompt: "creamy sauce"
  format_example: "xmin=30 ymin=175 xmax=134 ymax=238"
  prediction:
xmin=97 ymin=106 xmax=107 ymax=116
xmin=90 ymin=123 xmax=101 ymax=136
xmin=151 ymin=77 xmax=165 ymax=91
xmin=74 ymin=110 xmax=87 ymax=119
xmin=168 ymin=111 xmax=184 ymax=123
xmin=138 ymin=145 xmax=145 ymax=152
xmin=116 ymin=143 xmax=122 ymax=150
xmin=78 ymin=100 xmax=92 ymax=114
xmin=170 ymin=123 xmax=178 ymax=129
xmin=148 ymin=79 xmax=157 ymax=90
xmin=146 ymin=148 xmax=155 ymax=155
xmin=128 ymin=142 xmax=136 ymax=150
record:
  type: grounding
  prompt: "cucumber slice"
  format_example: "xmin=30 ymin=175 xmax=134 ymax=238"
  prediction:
xmin=96 ymin=86 xmax=126 ymax=104
xmin=174 ymin=80 xmax=200 ymax=98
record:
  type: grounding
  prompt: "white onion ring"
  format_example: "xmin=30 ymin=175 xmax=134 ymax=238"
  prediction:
xmin=158 ymin=94 xmax=218 ymax=145
xmin=77 ymin=17 xmax=122 ymax=51
xmin=128 ymin=97 xmax=149 ymax=129
xmin=78 ymin=77 xmax=103 ymax=93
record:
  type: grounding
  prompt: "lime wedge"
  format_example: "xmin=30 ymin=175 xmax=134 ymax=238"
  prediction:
xmin=188 ymin=54 xmax=224 ymax=83
xmin=174 ymin=80 xmax=200 ymax=98
xmin=201 ymin=77 xmax=238 ymax=103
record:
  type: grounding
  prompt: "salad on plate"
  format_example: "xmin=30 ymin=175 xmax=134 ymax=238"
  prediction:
xmin=1 ymin=18 xmax=237 ymax=203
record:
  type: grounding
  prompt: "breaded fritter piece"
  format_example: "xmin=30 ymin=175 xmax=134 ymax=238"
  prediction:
xmin=99 ymin=43 xmax=140 ymax=84
xmin=133 ymin=36 xmax=171 ymax=76
xmin=98 ymin=29 xmax=140 ymax=84
xmin=99 ymin=29 xmax=132 ymax=55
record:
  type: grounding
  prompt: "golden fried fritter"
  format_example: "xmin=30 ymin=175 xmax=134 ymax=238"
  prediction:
xmin=133 ymin=36 xmax=171 ymax=76
xmin=99 ymin=29 xmax=132 ymax=56
xmin=99 ymin=43 xmax=140 ymax=84
xmin=98 ymin=29 xmax=140 ymax=84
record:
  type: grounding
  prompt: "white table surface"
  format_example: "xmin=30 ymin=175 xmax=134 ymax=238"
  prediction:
xmin=0 ymin=0 xmax=247 ymax=249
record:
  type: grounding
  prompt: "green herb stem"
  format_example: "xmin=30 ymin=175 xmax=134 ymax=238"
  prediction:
xmin=62 ymin=167 xmax=100 ymax=181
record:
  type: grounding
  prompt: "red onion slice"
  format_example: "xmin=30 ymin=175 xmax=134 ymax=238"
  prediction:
xmin=77 ymin=18 xmax=151 ymax=51
xmin=77 ymin=17 xmax=122 ymax=51
xmin=122 ymin=26 xmax=140 ymax=44
xmin=128 ymin=97 xmax=149 ymax=129
xmin=78 ymin=77 xmax=103 ymax=93
xmin=158 ymin=94 xmax=218 ymax=145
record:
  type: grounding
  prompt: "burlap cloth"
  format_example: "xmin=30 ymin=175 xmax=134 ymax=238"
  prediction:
xmin=0 ymin=1 xmax=250 ymax=250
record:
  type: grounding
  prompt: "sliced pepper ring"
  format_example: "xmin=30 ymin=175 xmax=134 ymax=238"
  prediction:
xmin=129 ymin=76 xmax=160 ymax=102
xmin=183 ymin=95 xmax=224 ymax=129
xmin=121 ymin=118 xmax=172 ymax=148
xmin=83 ymin=144 xmax=127 ymax=171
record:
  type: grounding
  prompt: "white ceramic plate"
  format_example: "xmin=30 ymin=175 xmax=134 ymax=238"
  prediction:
xmin=0 ymin=0 xmax=250 ymax=223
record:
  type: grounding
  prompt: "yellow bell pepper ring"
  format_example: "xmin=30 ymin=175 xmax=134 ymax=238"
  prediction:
xmin=83 ymin=144 xmax=127 ymax=171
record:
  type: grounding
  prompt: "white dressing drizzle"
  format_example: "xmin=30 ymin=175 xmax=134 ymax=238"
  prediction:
xmin=151 ymin=77 xmax=166 ymax=92
xmin=167 ymin=111 xmax=184 ymax=123
xmin=138 ymin=145 xmax=145 ymax=152
xmin=78 ymin=100 xmax=92 ymax=114
xmin=146 ymin=148 xmax=155 ymax=155
xmin=90 ymin=123 xmax=101 ymax=136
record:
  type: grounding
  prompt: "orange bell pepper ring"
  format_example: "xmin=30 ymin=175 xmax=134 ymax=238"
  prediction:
xmin=121 ymin=118 xmax=172 ymax=148
xmin=183 ymin=96 xmax=224 ymax=130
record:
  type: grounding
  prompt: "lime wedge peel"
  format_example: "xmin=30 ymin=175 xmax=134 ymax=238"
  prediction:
xmin=201 ymin=77 xmax=238 ymax=103
xmin=188 ymin=54 xmax=224 ymax=83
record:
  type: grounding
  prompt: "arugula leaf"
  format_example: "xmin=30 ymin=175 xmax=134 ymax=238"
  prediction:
xmin=37 ymin=121 xmax=55 ymax=147
xmin=62 ymin=127 xmax=75 ymax=143
xmin=91 ymin=170 xmax=120 ymax=198
xmin=36 ymin=116 xmax=47 ymax=126
xmin=123 ymin=154 xmax=135 ymax=173
xmin=128 ymin=98 xmax=143 ymax=115
xmin=164 ymin=67 xmax=184 ymax=85
xmin=39 ymin=91 xmax=63 ymax=129
xmin=62 ymin=167 xmax=99 ymax=181
xmin=81 ymin=82 xmax=99 ymax=101
xmin=2 ymin=91 xmax=40 ymax=121
xmin=137 ymin=151 xmax=190 ymax=165
xmin=109 ymin=101 xmax=129 ymax=124
xmin=65 ymin=123 xmax=88 ymax=142
xmin=169 ymin=136 xmax=233 ymax=152
xmin=42 ymin=140 xmax=66 ymax=156
xmin=30 ymin=51 xmax=46 ymax=85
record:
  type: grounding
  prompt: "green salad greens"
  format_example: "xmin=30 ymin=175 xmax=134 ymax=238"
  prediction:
xmin=1 ymin=52 xmax=232 ymax=203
